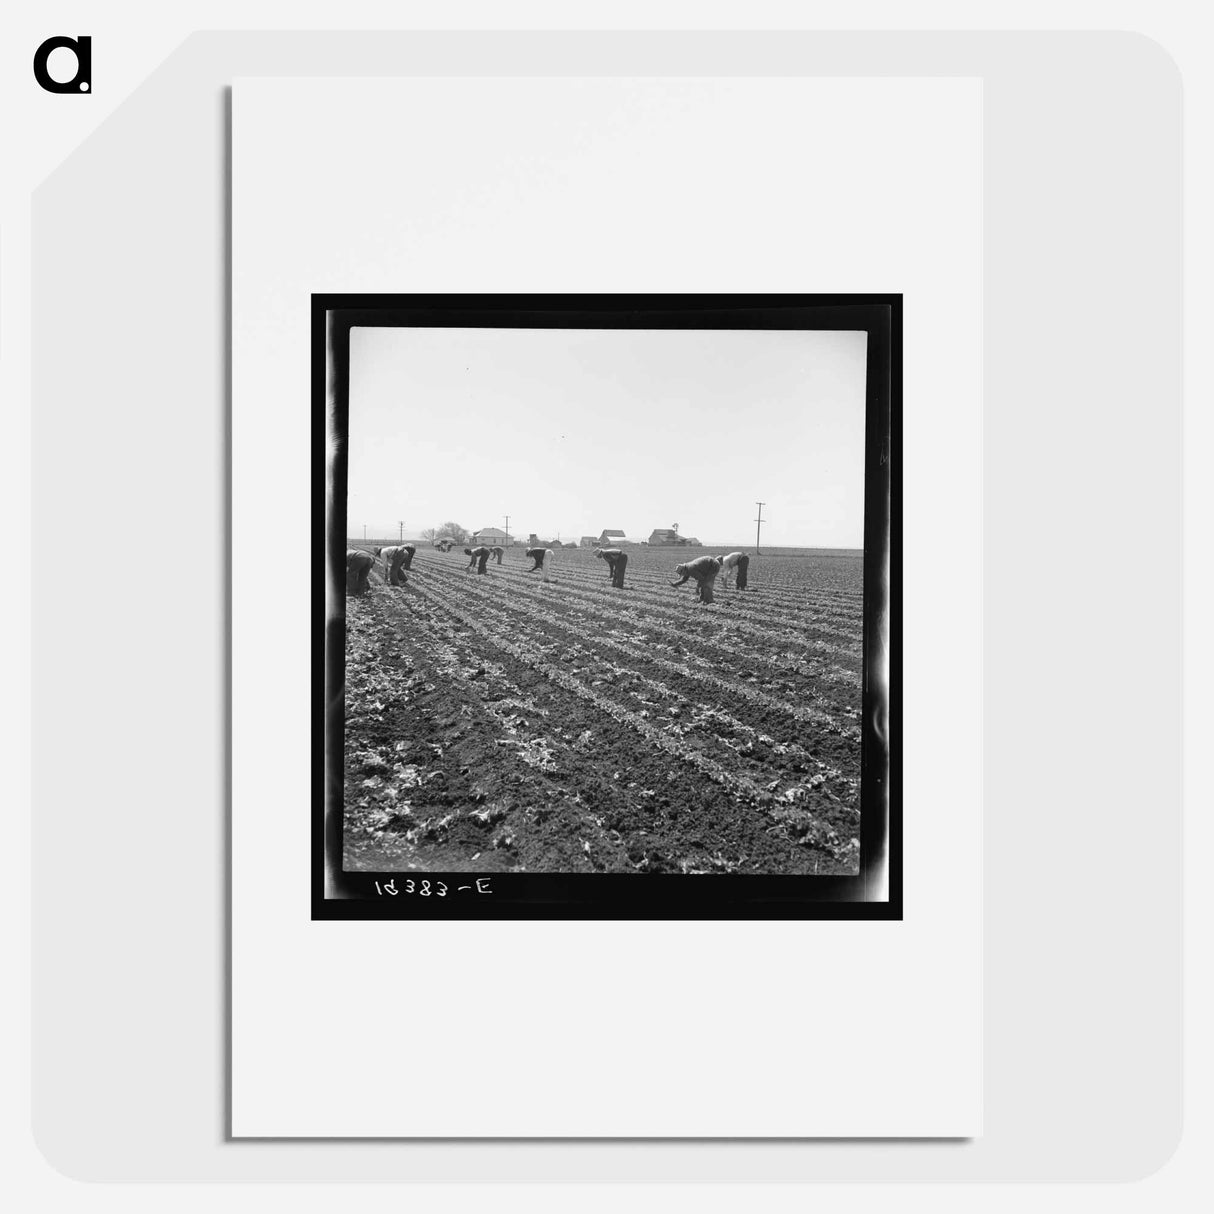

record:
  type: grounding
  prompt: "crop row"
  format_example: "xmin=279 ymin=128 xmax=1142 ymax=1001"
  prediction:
xmin=412 ymin=579 xmax=861 ymax=845
xmin=347 ymin=583 xmax=861 ymax=871
xmin=413 ymin=570 xmax=861 ymax=806
xmin=417 ymin=556 xmax=861 ymax=693
xmin=409 ymin=577 xmax=774 ymax=805
xmin=413 ymin=551 xmax=863 ymax=661
xmin=420 ymin=560 xmax=860 ymax=737
xmin=415 ymin=548 xmax=865 ymax=624
xmin=525 ymin=563 xmax=863 ymax=648
xmin=508 ymin=555 xmax=866 ymax=620
xmin=348 ymin=593 xmax=653 ymax=870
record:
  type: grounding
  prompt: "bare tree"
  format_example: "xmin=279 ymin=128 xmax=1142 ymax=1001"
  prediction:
xmin=439 ymin=520 xmax=469 ymax=544
xmin=420 ymin=527 xmax=439 ymax=543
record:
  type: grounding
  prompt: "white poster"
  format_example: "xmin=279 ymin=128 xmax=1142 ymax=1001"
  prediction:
xmin=232 ymin=76 xmax=981 ymax=1137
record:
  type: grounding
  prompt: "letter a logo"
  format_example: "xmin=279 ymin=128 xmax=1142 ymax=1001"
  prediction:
xmin=33 ymin=36 xmax=92 ymax=94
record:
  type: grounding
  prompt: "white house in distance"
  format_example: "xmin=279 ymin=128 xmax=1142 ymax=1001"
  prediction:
xmin=472 ymin=526 xmax=513 ymax=546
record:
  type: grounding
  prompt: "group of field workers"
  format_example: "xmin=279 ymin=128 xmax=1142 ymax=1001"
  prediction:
xmin=344 ymin=543 xmax=415 ymax=594
xmin=344 ymin=543 xmax=749 ymax=603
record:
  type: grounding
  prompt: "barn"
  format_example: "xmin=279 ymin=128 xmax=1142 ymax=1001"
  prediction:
xmin=598 ymin=528 xmax=627 ymax=545
xmin=649 ymin=528 xmax=699 ymax=546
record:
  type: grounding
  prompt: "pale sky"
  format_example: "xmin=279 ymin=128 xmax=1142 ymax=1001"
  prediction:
xmin=346 ymin=325 xmax=868 ymax=547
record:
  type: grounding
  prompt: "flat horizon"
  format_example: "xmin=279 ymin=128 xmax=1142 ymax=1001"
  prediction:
xmin=346 ymin=535 xmax=863 ymax=553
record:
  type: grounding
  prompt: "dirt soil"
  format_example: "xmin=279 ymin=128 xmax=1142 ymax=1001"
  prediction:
xmin=342 ymin=546 xmax=864 ymax=875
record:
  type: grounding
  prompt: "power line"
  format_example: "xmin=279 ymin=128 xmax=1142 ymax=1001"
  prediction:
xmin=754 ymin=502 xmax=766 ymax=555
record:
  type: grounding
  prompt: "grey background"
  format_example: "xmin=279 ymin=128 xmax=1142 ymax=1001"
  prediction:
xmin=31 ymin=31 xmax=1181 ymax=1181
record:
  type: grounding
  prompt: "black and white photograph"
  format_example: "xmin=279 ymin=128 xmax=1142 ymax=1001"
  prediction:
xmin=317 ymin=295 xmax=898 ymax=918
xmin=17 ymin=3 xmax=1197 ymax=1185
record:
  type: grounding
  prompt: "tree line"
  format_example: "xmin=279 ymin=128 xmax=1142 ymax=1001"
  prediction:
xmin=420 ymin=522 xmax=471 ymax=545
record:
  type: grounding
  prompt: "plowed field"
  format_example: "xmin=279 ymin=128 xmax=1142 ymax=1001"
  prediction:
xmin=342 ymin=546 xmax=863 ymax=875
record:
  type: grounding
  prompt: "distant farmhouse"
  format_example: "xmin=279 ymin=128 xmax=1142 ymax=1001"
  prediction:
xmin=472 ymin=526 xmax=513 ymax=546
xmin=579 ymin=536 xmax=598 ymax=548
xmin=598 ymin=529 xmax=627 ymax=545
xmin=649 ymin=527 xmax=699 ymax=546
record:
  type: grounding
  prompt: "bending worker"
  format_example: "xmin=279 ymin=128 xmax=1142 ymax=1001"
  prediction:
xmin=670 ymin=554 xmax=723 ymax=603
xmin=346 ymin=549 xmax=374 ymax=596
xmin=374 ymin=544 xmax=414 ymax=586
xmin=464 ymin=545 xmax=491 ymax=574
xmin=595 ymin=546 xmax=628 ymax=589
xmin=525 ymin=546 xmax=554 ymax=583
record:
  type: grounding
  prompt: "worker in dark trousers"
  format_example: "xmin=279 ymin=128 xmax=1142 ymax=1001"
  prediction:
xmin=375 ymin=545 xmax=411 ymax=586
xmin=464 ymin=545 xmax=491 ymax=574
xmin=595 ymin=547 xmax=628 ymax=589
xmin=525 ymin=547 xmax=553 ymax=583
xmin=346 ymin=550 xmax=374 ymax=595
xmin=491 ymin=546 xmax=504 ymax=565
xmin=670 ymin=555 xmax=722 ymax=603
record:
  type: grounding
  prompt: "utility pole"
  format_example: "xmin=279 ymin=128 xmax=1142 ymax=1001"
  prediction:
xmin=504 ymin=514 xmax=510 ymax=544
xmin=398 ymin=520 xmax=404 ymax=542
xmin=754 ymin=502 xmax=766 ymax=555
